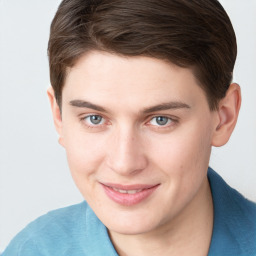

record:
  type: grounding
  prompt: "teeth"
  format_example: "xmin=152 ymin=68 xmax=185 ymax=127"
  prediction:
xmin=112 ymin=187 xmax=143 ymax=194
xmin=127 ymin=189 xmax=142 ymax=194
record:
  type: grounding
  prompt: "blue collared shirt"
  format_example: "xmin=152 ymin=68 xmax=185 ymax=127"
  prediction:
xmin=2 ymin=168 xmax=256 ymax=255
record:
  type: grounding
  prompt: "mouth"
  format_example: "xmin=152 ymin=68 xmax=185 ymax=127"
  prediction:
xmin=112 ymin=187 xmax=143 ymax=194
xmin=100 ymin=183 xmax=160 ymax=206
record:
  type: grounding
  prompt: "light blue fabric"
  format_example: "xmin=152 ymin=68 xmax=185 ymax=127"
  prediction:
xmin=2 ymin=168 xmax=256 ymax=255
xmin=208 ymin=168 xmax=256 ymax=256
xmin=2 ymin=202 xmax=118 ymax=256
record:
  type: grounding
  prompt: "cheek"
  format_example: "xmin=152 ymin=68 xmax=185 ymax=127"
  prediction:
xmin=149 ymin=121 xmax=212 ymax=176
xmin=63 ymin=130 xmax=106 ymax=178
xmin=63 ymin=133 xmax=107 ymax=203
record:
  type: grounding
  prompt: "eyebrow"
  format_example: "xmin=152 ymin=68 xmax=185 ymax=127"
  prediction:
xmin=69 ymin=100 xmax=107 ymax=112
xmin=142 ymin=102 xmax=191 ymax=113
xmin=70 ymin=99 xmax=191 ymax=114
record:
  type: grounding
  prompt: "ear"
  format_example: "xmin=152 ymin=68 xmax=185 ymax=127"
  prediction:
xmin=211 ymin=83 xmax=241 ymax=147
xmin=47 ymin=87 xmax=64 ymax=146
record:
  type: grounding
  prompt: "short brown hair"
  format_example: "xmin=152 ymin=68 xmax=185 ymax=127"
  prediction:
xmin=48 ymin=0 xmax=237 ymax=110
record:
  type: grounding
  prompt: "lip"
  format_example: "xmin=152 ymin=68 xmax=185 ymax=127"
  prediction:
xmin=100 ymin=182 xmax=160 ymax=206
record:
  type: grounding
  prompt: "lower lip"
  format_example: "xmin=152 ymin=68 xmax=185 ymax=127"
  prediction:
xmin=101 ymin=184 xmax=159 ymax=206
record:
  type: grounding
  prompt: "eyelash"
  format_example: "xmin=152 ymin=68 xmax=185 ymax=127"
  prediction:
xmin=80 ymin=114 xmax=108 ymax=128
xmin=145 ymin=115 xmax=179 ymax=131
xmin=80 ymin=114 xmax=179 ymax=130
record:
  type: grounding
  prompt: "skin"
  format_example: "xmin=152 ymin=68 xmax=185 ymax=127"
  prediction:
xmin=48 ymin=51 xmax=241 ymax=256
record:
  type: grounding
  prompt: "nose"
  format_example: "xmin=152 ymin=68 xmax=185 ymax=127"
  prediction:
xmin=106 ymin=126 xmax=148 ymax=176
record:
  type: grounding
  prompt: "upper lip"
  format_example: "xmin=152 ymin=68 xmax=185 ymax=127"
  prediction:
xmin=100 ymin=182 xmax=160 ymax=190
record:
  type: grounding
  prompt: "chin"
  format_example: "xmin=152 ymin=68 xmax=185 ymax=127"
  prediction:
xmin=108 ymin=223 xmax=155 ymax=236
xmin=103 ymin=210 xmax=163 ymax=236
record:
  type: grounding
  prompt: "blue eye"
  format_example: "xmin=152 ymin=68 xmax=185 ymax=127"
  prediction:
xmin=85 ymin=115 xmax=104 ymax=125
xmin=150 ymin=116 xmax=171 ymax=126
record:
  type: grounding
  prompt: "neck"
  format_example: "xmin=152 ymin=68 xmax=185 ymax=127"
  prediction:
xmin=109 ymin=177 xmax=213 ymax=256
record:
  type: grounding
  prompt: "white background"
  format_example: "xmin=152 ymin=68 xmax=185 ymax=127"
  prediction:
xmin=0 ymin=0 xmax=255 ymax=252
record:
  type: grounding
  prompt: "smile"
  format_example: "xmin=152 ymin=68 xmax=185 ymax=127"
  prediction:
xmin=112 ymin=188 xmax=143 ymax=194
xmin=100 ymin=183 xmax=160 ymax=206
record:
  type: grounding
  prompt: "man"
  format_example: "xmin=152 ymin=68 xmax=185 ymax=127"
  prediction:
xmin=2 ymin=0 xmax=256 ymax=255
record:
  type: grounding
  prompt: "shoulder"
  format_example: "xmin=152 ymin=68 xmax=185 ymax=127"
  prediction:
xmin=2 ymin=202 xmax=89 ymax=256
xmin=2 ymin=202 xmax=117 ymax=256
xmin=208 ymin=168 xmax=256 ymax=218
xmin=208 ymin=168 xmax=256 ymax=255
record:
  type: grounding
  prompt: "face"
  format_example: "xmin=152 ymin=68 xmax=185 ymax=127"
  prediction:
xmin=54 ymin=51 xmax=219 ymax=235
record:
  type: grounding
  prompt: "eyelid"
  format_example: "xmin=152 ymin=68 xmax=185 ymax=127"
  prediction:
xmin=80 ymin=113 xmax=109 ymax=128
xmin=150 ymin=116 xmax=171 ymax=126
xmin=86 ymin=115 xmax=104 ymax=125
xmin=79 ymin=112 xmax=178 ymax=130
xmin=145 ymin=114 xmax=179 ymax=127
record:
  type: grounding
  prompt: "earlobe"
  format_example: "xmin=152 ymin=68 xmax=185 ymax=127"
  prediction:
xmin=47 ymin=87 xmax=64 ymax=146
xmin=211 ymin=83 xmax=241 ymax=147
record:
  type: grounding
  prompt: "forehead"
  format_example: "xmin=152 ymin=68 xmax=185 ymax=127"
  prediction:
xmin=63 ymin=51 xmax=208 ymax=111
